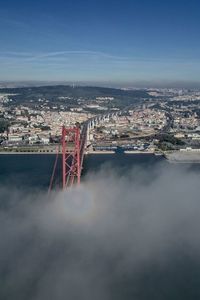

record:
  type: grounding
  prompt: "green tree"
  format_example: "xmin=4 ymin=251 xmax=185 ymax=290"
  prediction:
xmin=0 ymin=119 xmax=9 ymax=133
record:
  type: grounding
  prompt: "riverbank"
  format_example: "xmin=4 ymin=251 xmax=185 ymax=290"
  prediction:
xmin=164 ymin=150 xmax=200 ymax=163
xmin=0 ymin=151 xmax=59 ymax=155
xmin=86 ymin=150 xmax=115 ymax=154
xmin=0 ymin=150 xmax=159 ymax=155
xmin=124 ymin=150 xmax=154 ymax=154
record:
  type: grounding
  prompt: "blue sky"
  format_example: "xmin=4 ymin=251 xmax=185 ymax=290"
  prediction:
xmin=0 ymin=0 xmax=200 ymax=86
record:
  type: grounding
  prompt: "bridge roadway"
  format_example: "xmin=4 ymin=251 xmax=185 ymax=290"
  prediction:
xmin=80 ymin=122 xmax=88 ymax=171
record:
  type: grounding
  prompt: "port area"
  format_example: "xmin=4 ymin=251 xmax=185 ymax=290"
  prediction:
xmin=0 ymin=144 xmax=160 ymax=156
xmin=85 ymin=146 xmax=158 ymax=155
xmin=0 ymin=139 xmax=165 ymax=156
xmin=85 ymin=142 xmax=160 ymax=155
xmin=0 ymin=149 xmax=156 ymax=155
xmin=86 ymin=150 xmax=155 ymax=154
xmin=0 ymin=145 xmax=61 ymax=154
xmin=164 ymin=149 xmax=200 ymax=163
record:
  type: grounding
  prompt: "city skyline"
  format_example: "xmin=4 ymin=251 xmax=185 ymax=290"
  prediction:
xmin=1 ymin=0 xmax=200 ymax=86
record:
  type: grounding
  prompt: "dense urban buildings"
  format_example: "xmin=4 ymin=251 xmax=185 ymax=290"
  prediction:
xmin=1 ymin=85 xmax=200 ymax=156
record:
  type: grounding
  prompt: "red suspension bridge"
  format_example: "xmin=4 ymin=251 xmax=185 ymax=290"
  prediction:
xmin=48 ymin=123 xmax=88 ymax=191
xmin=48 ymin=113 xmax=118 ymax=191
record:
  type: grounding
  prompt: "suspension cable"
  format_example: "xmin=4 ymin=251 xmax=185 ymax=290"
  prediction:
xmin=48 ymin=146 xmax=59 ymax=195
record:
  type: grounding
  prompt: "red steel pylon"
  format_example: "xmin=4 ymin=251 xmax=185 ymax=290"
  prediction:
xmin=62 ymin=125 xmax=81 ymax=189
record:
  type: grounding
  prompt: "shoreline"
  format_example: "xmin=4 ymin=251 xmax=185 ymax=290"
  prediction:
xmin=167 ymin=160 xmax=200 ymax=164
xmin=0 ymin=151 xmax=62 ymax=155
xmin=124 ymin=150 xmax=154 ymax=154
xmin=0 ymin=151 xmax=59 ymax=155
xmin=86 ymin=151 xmax=115 ymax=154
xmin=0 ymin=150 xmax=157 ymax=155
xmin=164 ymin=150 xmax=200 ymax=163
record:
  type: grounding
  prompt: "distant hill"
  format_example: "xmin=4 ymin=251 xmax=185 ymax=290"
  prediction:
xmin=0 ymin=85 xmax=149 ymax=100
xmin=0 ymin=85 xmax=152 ymax=111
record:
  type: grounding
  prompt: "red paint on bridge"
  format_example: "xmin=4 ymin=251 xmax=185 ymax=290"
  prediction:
xmin=48 ymin=124 xmax=87 ymax=192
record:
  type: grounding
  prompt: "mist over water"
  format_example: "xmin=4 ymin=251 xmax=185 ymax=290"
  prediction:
xmin=1 ymin=157 xmax=200 ymax=299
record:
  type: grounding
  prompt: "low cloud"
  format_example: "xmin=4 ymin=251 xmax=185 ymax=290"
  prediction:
xmin=0 ymin=164 xmax=200 ymax=299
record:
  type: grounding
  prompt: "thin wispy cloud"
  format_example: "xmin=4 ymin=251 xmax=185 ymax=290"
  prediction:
xmin=28 ymin=50 xmax=129 ymax=60
xmin=0 ymin=50 xmax=130 ymax=65
xmin=1 ymin=50 xmax=200 ymax=64
xmin=1 ymin=50 xmax=200 ymax=83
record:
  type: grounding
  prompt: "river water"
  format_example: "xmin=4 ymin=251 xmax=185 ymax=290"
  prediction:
xmin=0 ymin=153 xmax=163 ymax=189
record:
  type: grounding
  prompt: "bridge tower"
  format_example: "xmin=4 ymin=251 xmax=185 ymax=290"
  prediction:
xmin=48 ymin=124 xmax=87 ymax=193
xmin=62 ymin=126 xmax=81 ymax=189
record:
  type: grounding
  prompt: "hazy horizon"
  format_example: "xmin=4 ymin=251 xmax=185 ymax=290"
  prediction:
xmin=0 ymin=79 xmax=200 ymax=90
